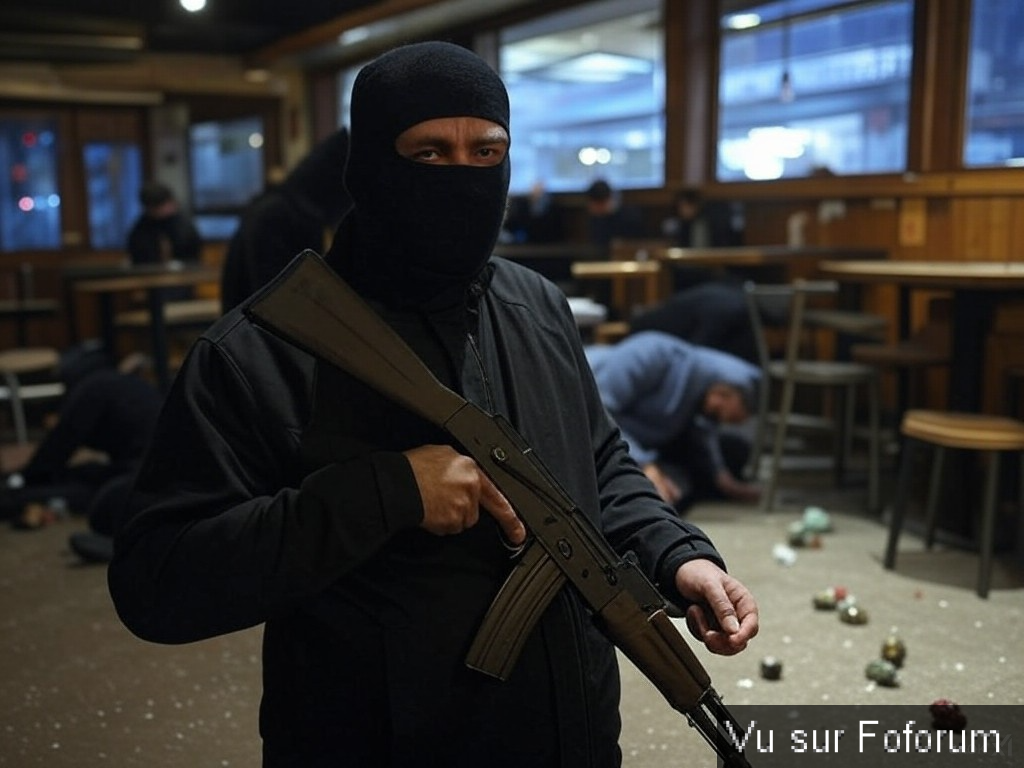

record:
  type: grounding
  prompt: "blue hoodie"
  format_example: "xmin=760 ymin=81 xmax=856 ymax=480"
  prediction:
xmin=585 ymin=331 xmax=761 ymax=469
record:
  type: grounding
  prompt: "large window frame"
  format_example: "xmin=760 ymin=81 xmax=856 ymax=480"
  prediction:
xmin=963 ymin=0 xmax=1024 ymax=168
xmin=716 ymin=0 xmax=915 ymax=182
xmin=497 ymin=0 xmax=665 ymax=195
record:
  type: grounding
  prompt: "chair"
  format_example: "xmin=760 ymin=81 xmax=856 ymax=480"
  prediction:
xmin=744 ymin=280 xmax=881 ymax=512
xmin=884 ymin=410 xmax=1024 ymax=598
xmin=0 ymin=347 xmax=65 ymax=444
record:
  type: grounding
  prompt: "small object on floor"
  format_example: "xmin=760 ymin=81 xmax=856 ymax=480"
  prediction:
xmin=787 ymin=522 xmax=823 ymax=548
xmin=11 ymin=502 xmax=61 ymax=530
xmin=839 ymin=604 xmax=868 ymax=625
xmin=836 ymin=594 xmax=857 ymax=612
xmin=833 ymin=585 xmax=848 ymax=601
xmin=812 ymin=588 xmax=839 ymax=610
xmin=772 ymin=543 xmax=797 ymax=566
xmin=69 ymin=531 xmax=114 ymax=564
xmin=929 ymin=699 xmax=967 ymax=730
xmin=787 ymin=521 xmax=809 ymax=547
xmin=881 ymin=635 xmax=907 ymax=668
xmin=802 ymin=505 xmax=832 ymax=533
xmin=760 ymin=656 xmax=783 ymax=681
xmin=865 ymin=658 xmax=899 ymax=687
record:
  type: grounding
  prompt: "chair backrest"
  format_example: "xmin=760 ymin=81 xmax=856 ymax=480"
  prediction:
xmin=743 ymin=280 xmax=841 ymax=372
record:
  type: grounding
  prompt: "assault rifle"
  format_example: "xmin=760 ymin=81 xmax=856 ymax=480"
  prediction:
xmin=248 ymin=251 xmax=753 ymax=767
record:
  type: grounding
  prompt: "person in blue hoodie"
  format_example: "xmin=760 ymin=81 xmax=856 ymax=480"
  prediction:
xmin=586 ymin=330 xmax=762 ymax=512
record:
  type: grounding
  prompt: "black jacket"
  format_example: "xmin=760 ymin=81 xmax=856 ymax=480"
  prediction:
xmin=109 ymin=255 xmax=724 ymax=767
xmin=126 ymin=212 xmax=201 ymax=265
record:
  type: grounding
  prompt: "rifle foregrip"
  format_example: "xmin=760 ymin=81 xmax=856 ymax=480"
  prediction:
xmin=465 ymin=542 xmax=566 ymax=680
xmin=597 ymin=594 xmax=711 ymax=710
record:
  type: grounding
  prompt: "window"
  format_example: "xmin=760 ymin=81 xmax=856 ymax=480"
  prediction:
xmin=718 ymin=0 xmax=913 ymax=180
xmin=0 ymin=117 xmax=61 ymax=251
xmin=964 ymin=0 xmax=1024 ymax=167
xmin=499 ymin=0 xmax=664 ymax=195
xmin=83 ymin=142 xmax=143 ymax=250
xmin=188 ymin=116 xmax=265 ymax=239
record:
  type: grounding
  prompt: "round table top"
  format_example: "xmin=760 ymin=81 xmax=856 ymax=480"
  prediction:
xmin=818 ymin=259 xmax=1024 ymax=288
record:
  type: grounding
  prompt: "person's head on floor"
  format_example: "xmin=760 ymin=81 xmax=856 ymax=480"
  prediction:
xmin=702 ymin=381 xmax=755 ymax=424
xmin=328 ymin=40 xmax=510 ymax=309
xmin=139 ymin=181 xmax=178 ymax=219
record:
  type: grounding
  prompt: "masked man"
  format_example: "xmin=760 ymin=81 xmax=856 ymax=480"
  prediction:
xmin=109 ymin=42 xmax=758 ymax=767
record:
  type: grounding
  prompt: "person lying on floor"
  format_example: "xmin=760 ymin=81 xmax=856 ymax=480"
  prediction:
xmin=585 ymin=330 xmax=762 ymax=513
xmin=1 ymin=349 xmax=162 ymax=551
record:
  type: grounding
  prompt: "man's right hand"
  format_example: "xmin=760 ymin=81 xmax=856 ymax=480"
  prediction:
xmin=404 ymin=445 xmax=526 ymax=546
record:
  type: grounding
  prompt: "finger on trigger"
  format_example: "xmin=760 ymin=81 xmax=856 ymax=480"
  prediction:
xmin=478 ymin=473 xmax=526 ymax=545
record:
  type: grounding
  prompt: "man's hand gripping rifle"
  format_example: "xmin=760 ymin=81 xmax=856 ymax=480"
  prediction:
xmin=248 ymin=251 xmax=753 ymax=767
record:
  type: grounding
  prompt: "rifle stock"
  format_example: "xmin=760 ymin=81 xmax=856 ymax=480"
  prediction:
xmin=247 ymin=251 xmax=753 ymax=767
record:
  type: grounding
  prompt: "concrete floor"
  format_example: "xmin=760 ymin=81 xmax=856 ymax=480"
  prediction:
xmin=2 ymin=461 xmax=1022 ymax=767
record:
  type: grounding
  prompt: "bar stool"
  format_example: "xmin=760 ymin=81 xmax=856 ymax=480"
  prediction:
xmin=884 ymin=409 xmax=1024 ymax=598
xmin=0 ymin=347 xmax=65 ymax=443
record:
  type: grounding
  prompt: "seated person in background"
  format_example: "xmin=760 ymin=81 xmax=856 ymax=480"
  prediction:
xmin=2 ymin=349 xmax=163 ymax=545
xmin=500 ymin=181 xmax=562 ymax=244
xmin=220 ymin=128 xmax=352 ymax=313
xmin=585 ymin=331 xmax=762 ymax=512
xmin=127 ymin=181 xmax=202 ymax=266
xmin=660 ymin=188 xmax=743 ymax=289
xmin=628 ymin=280 xmax=759 ymax=366
xmin=585 ymin=178 xmax=644 ymax=254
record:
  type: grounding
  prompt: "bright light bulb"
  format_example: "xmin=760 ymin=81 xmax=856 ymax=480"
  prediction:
xmin=180 ymin=0 xmax=206 ymax=12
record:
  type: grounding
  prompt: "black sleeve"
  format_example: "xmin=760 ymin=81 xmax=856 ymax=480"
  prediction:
xmin=108 ymin=337 xmax=423 ymax=645
xmin=554 ymin=294 xmax=726 ymax=606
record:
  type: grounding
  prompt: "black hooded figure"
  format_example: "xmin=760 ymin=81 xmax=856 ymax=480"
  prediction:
xmin=325 ymin=43 xmax=511 ymax=311
xmin=219 ymin=128 xmax=351 ymax=313
xmin=110 ymin=41 xmax=746 ymax=768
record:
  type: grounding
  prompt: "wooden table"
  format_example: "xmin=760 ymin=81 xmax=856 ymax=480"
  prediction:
xmin=818 ymin=260 xmax=1024 ymax=412
xmin=493 ymin=243 xmax=604 ymax=287
xmin=570 ymin=260 xmax=666 ymax=319
xmin=651 ymin=244 xmax=887 ymax=280
xmin=72 ymin=263 xmax=220 ymax=391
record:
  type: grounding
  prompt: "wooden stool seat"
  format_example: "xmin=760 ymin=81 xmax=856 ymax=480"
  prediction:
xmin=902 ymin=410 xmax=1024 ymax=451
xmin=0 ymin=347 xmax=60 ymax=374
xmin=0 ymin=346 xmax=63 ymax=443
xmin=884 ymin=408 xmax=1024 ymax=598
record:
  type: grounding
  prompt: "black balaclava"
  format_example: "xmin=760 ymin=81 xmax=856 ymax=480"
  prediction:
xmin=326 ymin=41 xmax=511 ymax=310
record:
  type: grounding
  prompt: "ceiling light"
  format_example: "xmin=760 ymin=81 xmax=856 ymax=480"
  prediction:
xmin=539 ymin=52 xmax=651 ymax=83
xmin=726 ymin=13 xmax=761 ymax=30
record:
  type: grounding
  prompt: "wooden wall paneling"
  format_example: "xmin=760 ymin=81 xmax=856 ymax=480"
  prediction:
xmin=952 ymin=197 xmax=1016 ymax=261
xmin=1010 ymin=199 xmax=1024 ymax=260
xmin=920 ymin=197 xmax=952 ymax=261
xmin=988 ymin=198 xmax=1014 ymax=262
